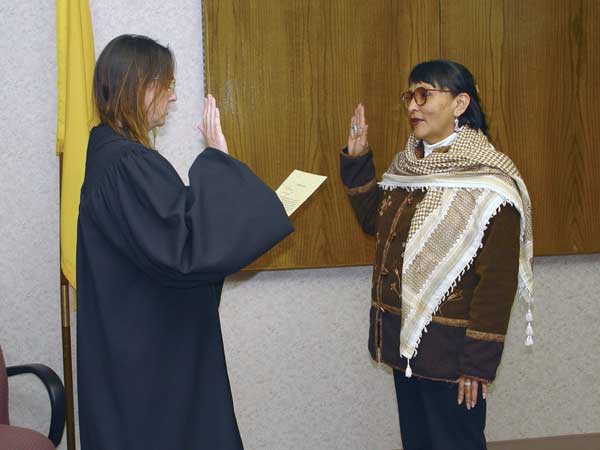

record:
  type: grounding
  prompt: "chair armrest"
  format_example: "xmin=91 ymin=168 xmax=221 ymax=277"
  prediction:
xmin=7 ymin=364 xmax=66 ymax=447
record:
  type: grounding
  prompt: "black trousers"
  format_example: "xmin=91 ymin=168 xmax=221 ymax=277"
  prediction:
xmin=393 ymin=369 xmax=487 ymax=450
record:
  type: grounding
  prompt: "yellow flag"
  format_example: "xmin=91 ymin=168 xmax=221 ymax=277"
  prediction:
xmin=56 ymin=0 xmax=97 ymax=288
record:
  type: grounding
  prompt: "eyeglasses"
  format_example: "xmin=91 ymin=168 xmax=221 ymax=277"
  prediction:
xmin=401 ymin=87 xmax=452 ymax=108
xmin=167 ymin=79 xmax=176 ymax=91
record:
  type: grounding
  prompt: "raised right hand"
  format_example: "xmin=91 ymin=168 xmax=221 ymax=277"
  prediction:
xmin=198 ymin=94 xmax=229 ymax=154
xmin=347 ymin=103 xmax=369 ymax=156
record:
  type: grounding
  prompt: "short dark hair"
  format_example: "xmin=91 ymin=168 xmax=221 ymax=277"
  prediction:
xmin=408 ymin=60 xmax=488 ymax=134
xmin=93 ymin=34 xmax=175 ymax=148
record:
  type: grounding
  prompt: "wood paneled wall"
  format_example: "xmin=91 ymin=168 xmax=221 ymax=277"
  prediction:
xmin=203 ymin=0 xmax=600 ymax=270
xmin=440 ymin=0 xmax=600 ymax=255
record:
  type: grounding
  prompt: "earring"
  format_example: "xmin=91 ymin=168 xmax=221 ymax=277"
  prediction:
xmin=454 ymin=117 xmax=460 ymax=132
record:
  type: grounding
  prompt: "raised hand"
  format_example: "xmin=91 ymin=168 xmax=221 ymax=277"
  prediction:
xmin=198 ymin=94 xmax=229 ymax=154
xmin=347 ymin=103 xmax=369 ymax=156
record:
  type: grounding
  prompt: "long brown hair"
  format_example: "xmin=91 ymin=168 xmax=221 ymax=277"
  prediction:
xmin=93 ymin=34 xmax=175 ymax=148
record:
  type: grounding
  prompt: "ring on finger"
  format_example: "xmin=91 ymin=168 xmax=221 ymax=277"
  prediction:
xmin=464 ymin=381 xmax=472 ymax=386
xmin=351 ymin=124 xmax=361 ymax=133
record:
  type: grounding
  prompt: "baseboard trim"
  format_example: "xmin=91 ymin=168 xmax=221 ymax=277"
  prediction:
xmin=394 ymin=432 xmax=600 ymax=450
xmin=487 ymin=433 xmax=600 ymax=450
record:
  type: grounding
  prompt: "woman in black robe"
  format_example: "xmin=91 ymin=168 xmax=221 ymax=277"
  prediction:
xmin=76 ymin=34 xmax=293 ymax=450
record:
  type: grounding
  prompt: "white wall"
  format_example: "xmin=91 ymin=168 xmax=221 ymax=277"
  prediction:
xmin=1 ymin=1 xmax=599 ymax=449
xmin=0 ymin=0 xmax=62 ymax=443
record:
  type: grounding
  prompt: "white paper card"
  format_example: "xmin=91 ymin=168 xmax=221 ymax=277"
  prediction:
xmin=275 ymin=170 xmax=327 ymax=216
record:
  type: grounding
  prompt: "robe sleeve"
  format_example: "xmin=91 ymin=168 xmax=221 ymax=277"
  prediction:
xmin=80 ymin=146 xmax=293 ymax=286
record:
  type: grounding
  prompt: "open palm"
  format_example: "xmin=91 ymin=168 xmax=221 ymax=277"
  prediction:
xmin=198 ymin=94 xmax=229 ymax=154
xmin=347 ymin=103 xmax=369 ymax=156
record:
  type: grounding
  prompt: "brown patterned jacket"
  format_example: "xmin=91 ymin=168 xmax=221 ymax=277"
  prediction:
xmin=340 ymin=146 xmax=520 ymax=383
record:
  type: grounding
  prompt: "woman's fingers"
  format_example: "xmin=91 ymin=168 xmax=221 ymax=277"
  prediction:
xmin=359 ymin=124 xmax=369 ymax=147
xmin=358 ymin=103 xmax=366 ymax=127
xmin=457 ymin=378 xmax=465 ymax=405
xmin=207 ymin=95 xmax=214 ymax=128
xmin=214 ymin=107 xmax=228 ymax=153
xmin=207 ymin=95 xmax=215 ymax=137
xmin=200 ymin=97 xmax=207 ymax=132
xmin=349 ymin=116 xmax=357 ymax=137
xmin=215 ymin=107 xmax=222 ymax=133
xmin=464 ymin=379 xmax=472 ymax=409
xmin=351 ymin=104 xmax=361 ymax=131
xmin=348 ymin=103 xmax=369 ymax=156
xmin=470 ymin=380 xmax=479 ymax=409
xmin=200 ymin=94 xmax=228 ymax=153
xmin=458 ymin=376 xmax=482 ymax=410
xmin=482 ymin=382 xmax=488 ymax=400
xmin=198 ymin=96 xmax=208 ymax=137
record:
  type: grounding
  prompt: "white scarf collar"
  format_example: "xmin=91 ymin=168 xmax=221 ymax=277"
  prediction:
xmin=423 ymin=132 xmax=457 ymax=157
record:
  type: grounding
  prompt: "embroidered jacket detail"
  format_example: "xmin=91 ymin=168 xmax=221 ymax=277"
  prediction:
xmin=378 ymin=194 xmax=393 ymax=216
xmin=431 ymin=316 xmax=469 ymax=327
xmin=347 ymin=178 xmax=377 ymax=196
xmin=466 ymin=329 xmax=505 ymax=343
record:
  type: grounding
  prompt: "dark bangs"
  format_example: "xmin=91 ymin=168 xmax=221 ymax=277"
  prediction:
xmin=408 ymin=60 xmax=488 ymax=134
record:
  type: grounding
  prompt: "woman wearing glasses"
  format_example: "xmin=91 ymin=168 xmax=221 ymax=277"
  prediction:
xmin=77 ymin=35 xmax=292 ymax=450
xmin=340 ymin=60 xmax=533 ymax=450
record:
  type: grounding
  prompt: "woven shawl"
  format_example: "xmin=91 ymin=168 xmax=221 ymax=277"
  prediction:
xmin=379 ymin=126 xmax=534 ymax=363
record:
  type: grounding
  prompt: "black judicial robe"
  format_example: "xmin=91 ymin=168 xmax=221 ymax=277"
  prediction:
xmin=76 ymin=125 xmax=293 ymax=450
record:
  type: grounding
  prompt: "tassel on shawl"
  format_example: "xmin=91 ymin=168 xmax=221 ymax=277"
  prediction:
xmin=525 ymin=307 xmax=534 ymax=346
xmin=405 ymin=359 xmax=413 ymax=378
